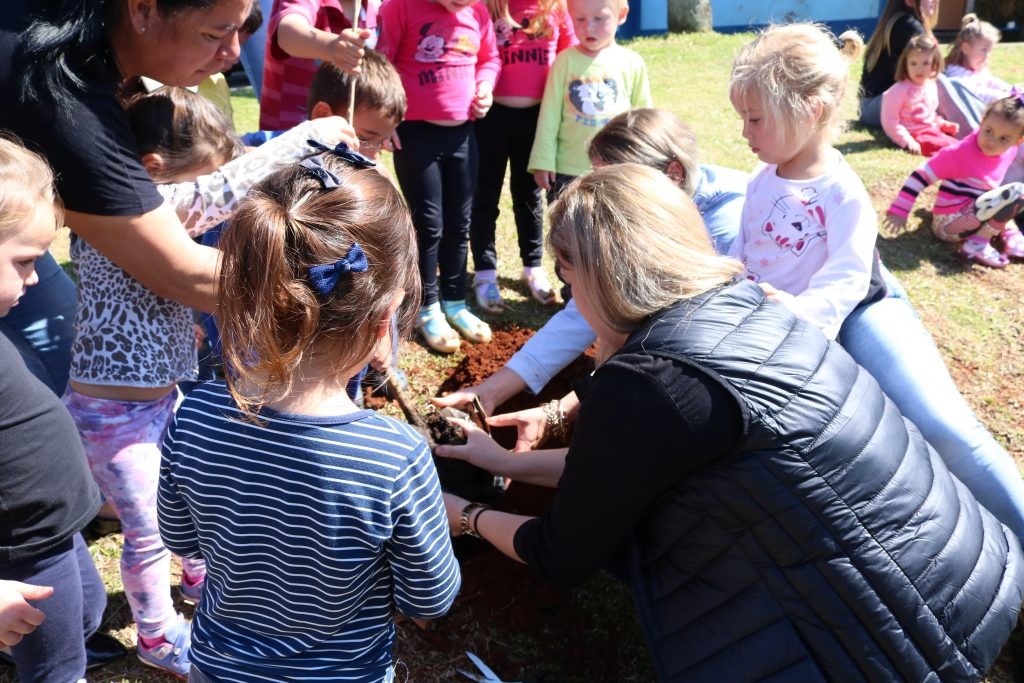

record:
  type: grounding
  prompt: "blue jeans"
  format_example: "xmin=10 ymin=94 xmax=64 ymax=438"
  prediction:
xmin=839 ymin=269 xmax=1024 ymax=540
xmin=237 ymin=0 xmax=274 ymax=100
xmin=858 ymin=94 xmax=883 ymax=129
xmin=0 ymin=534 xmax=106 ymax=683
xmin=0 ymin=252 xmax=76 ymax=396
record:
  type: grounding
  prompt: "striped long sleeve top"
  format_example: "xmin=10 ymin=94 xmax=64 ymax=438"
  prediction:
xmin=887 ymin=129 xmax=1018 ymax=219
xmin=158 ymin=382 xmax=460 ymax=682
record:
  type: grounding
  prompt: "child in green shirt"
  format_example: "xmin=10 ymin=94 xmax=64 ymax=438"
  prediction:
xmin=528 ymin=0 xmax=652 ymax=196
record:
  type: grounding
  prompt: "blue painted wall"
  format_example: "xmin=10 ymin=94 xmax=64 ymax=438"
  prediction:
xmin=619 ymin=0 xmax=670 ymax=38
xmin=711 ymin=0 xmax=883 ymax=37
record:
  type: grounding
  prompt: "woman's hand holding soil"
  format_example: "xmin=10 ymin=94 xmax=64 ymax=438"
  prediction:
xmin=435 ymin=418 xmax=568 ymax=488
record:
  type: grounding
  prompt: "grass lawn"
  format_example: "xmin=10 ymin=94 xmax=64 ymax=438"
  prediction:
xmin=10 ymin=30 xmax=1024 ymax=683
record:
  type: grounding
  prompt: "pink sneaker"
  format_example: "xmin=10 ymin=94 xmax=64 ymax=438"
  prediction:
xmin=1002 ymin=229 xmax=1024 ymax=260
xmin=961 ymin=239 xmax=1009 ymax=268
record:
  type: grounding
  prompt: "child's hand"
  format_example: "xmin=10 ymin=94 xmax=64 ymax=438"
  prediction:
xmin=533 ymin=170 xmax=555 ymax=191
xmin=940 ymin=120 xmax=960 ymax=136
xmin=330 ymin=28 xmax=371 ymax=74
xmin=881 ymin=212 xmax=908 ymax=234
xmin=471 ymin=81 xmax=494 ymax=118
xmin=757 ymin=282 xmax=797 ymax=309
xmin=0 ymin=580 xmax=52 ymax=647
xmin=905 ymin=140 xmax=922 ymax=155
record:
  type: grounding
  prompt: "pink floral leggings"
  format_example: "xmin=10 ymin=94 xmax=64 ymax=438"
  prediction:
xmin=63 ymin=388 xmax=205 ymax=639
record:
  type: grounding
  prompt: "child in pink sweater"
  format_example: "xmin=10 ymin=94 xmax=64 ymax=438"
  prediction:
xmin=886 ymin=93 xmax=1024 ymax=267
xmin=377 ymin=0 xmax=501 ymax=354
xmin=469 ymin=0 xmax=576 ymax=313
xmin=881 ymin=34 xmax=958 ymax=155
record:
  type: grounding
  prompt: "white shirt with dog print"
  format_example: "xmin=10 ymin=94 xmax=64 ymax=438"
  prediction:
xmin=528 ymin=43 xmax=651 ymax=177
xmin=729 ymin=153 xmax=877 ymax=339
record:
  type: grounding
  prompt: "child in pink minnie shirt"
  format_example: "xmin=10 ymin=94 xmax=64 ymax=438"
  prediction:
xmin=469 ymin=0 xmax=575 ymax=314
xmin=881 ymin=34 xmax=959 ymax=155
xmin=377 ymin=0 xmax=501 ymax=354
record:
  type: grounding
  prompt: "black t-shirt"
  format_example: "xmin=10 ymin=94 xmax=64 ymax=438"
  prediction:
xmin=513 ymin=351 xmax=743 ymax=590
xmin=0 ymin=334 xmax=100 ymax=561
xmin=0 ymin=1 xmax=163 ymax=216
xmin=860 ymin=14 xmax=924 ymax=99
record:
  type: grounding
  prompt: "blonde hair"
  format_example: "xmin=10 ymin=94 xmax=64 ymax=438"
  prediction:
xmin=864 ymin=0 xmax=940 ymax=72
xmin=946 ymin=13 xmax=1001 ymax=68
xmin=485 ymin=0 xmax=566 ymax=38
xmin=0 ymin=136 xmax=63 ymax=243
xmin=218 ymin=156 xmax=420 ymax=418
xmin=894 ymin=34 xmax=944 ymax=82
xmin=588 ymin=108 xmax=700 ymax=197
xmin=547 ymin=164 xmax=742 ymax=334
xmin=730 ymin=23 xmax=863 ymax=148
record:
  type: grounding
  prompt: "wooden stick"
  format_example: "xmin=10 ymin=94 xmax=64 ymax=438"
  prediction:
xmin=347 ymin=0 xmax=363 ymax=120
xmin=385 ymin=367 xmax=428 ymax=433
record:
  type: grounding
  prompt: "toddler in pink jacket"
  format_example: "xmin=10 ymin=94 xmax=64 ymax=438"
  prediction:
xmin=882 ymin=34 xmax=958 ymax=155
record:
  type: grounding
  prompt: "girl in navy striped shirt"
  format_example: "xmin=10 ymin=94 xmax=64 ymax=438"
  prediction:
xmin=158 ymin=147 xmax=460 ymax=682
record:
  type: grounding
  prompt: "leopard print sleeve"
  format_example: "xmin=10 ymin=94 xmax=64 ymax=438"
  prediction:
xmin=156 ymin=119 xmax=345 ymax=237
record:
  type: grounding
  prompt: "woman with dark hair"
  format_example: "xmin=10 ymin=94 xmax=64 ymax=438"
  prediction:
xmin=859 ymin=0 xmax=940 ymax=128
xmin=0 ymin=0 xmax=355 ymax=397
xmin=439 ymin=164 xmax=1024 ymax=681
xmin=0 ymin=0 xmax=356 ymax=676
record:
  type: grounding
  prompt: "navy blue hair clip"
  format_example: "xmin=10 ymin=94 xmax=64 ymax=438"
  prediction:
xmin=1012 ymin=87 xmax=1024 ymax=108
xmin=308 ymin=243 xmax=369 ymax=295
xmin=299 ymin=156 xmax=341 ymax=189
xmin=307 ymin=139 xmax=376 ymax=169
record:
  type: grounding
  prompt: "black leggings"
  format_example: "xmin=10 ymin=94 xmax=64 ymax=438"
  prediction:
xmin=393 ymin=121 xmax=478 ymax=306
xmin=470 ymin=103 xmax=544 ymax=272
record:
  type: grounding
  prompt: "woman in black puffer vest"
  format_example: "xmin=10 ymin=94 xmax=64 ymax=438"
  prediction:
xmin=439 ymin=164 xmax=1024 ymax=682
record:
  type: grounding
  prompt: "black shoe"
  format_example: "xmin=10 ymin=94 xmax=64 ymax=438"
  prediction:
xmin=0 ymin=632 xmax=127 ymax=670
xmin=84 ymin=631 xmax=127 ymax=670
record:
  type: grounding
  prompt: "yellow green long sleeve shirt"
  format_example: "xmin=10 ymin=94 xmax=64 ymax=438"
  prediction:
xmin=527 ymin=43 xmax=652 ymax=177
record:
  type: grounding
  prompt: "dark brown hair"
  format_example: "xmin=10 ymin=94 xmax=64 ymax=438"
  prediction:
xmin=126 ymin=86 xmax=243 ymax=181
xmin=983 ymin=95 xmax=1024 ymax=134
xmin=894 ymin=34 xmax=943 ymax=82
xmin=217 ymin=156 xmax=420 ymax=417
xmin=306 ymin=50 xmax=406 ymax=123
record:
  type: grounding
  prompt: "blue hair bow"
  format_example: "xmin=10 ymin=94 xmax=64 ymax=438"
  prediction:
xmin=1012 ymin=86 xmax=1024 ymax=108
xmin=299 ymin=156 xmax=341 ymax=189
xmin=308 ymin=243 xmax=369 ymax=294
xmin=307 ymin=139 xmax=376 ymax=169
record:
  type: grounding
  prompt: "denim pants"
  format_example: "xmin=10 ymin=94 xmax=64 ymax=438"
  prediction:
xmin=0 ymin=535 xmax=105 ymax=683
xmin=839 ymin=268 xmax=1024 ymax=540
xmin=471 ymin=103 xmax=545 ymax=272
xmin=858 ymin=94 xmax=883 ymax=129
xmin=0 ymin=252 xmax=76 ymax=396
xmin=393 ymin=121 xmax=478 ymax=306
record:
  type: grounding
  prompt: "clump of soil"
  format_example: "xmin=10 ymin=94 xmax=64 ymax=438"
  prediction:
xmin=423 ymin=407 xmax=507 ymax=504
xmin=437 ymin=324 xmax=595 ymax=450
xmin=423 ymin=407 xmax=466 ymax=447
